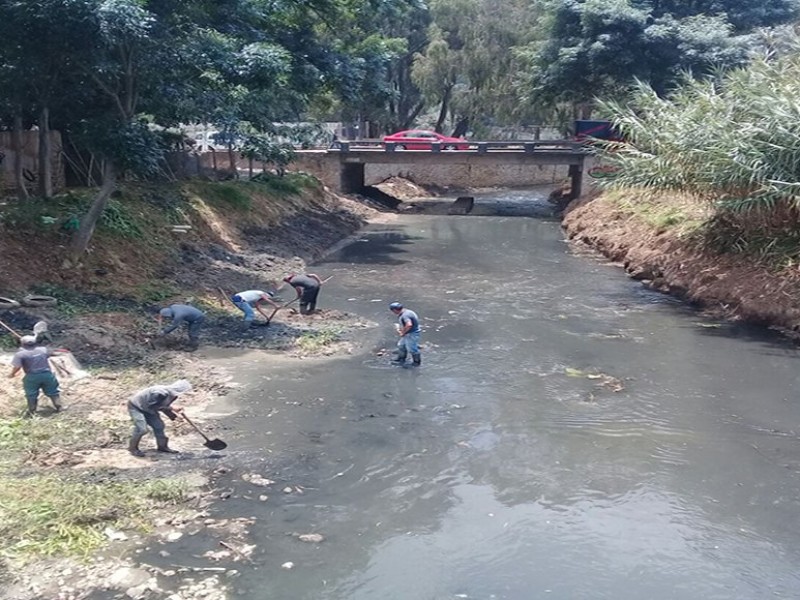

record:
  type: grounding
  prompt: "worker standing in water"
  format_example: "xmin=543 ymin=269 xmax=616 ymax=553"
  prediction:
xmin=389 ymin=301 xmax=421 ymax=366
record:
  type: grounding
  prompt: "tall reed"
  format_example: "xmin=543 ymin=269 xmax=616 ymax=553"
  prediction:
xmin=599 ymin=42 xmax=800 ymax=217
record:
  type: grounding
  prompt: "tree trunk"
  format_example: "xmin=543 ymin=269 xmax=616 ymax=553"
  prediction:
xmin=452 ymin=117 xmax=470 ymax=138
xmin=12 ymin=115 xmax=29 ymax=200
xmin=434 ymin=86 xmax=452 ymax=134
xmin=66 ymin=161 xmax=117 ymax=266
xmin=38 ymin=106 xmax=53 ymax=198
xmin=227 ymin=144 xmax=238 ymax=179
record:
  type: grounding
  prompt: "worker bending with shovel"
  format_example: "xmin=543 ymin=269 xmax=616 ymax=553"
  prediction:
xmin=230 ymin=289 xmax=282 ymax=330
xmin=282 ymin=273 xmax=329 ymax=315
xmin=157 ymin=303 xmax=205 ymax=349
xmin=127 ymin=379 xmax=192 ymax=457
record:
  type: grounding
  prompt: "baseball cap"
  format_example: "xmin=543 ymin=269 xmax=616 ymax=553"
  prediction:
xmin=389 ymin=302 xmax=403 ymax=310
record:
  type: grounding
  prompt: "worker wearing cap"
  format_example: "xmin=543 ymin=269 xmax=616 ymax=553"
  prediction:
xmin=282 ymin=273 xmax=323 ymax=315
xmin=158 ymin=303 xmax=205 ymax=348
xmin=7 ymin=335 xmax=64 ymax=416
xmin=389 ymin=302 xmax=421 ymax=366
xmin=127 ymin=379 xmax=192 ymax=457
xmin=230 ymin=289 xmax=281 ymax=329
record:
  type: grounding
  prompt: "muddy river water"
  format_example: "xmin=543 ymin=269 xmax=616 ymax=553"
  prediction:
xmin=164 ymin=190 xmax=800 ymax=599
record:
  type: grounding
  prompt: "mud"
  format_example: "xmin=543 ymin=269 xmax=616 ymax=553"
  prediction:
xmin=562 ymin=192 xmax=800 ymax=335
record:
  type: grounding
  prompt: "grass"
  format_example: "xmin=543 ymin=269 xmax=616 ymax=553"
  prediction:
xmin=192 ymin=182 xmax=252 ymax=210
xmin=0 ymin=408 xmax=193 ymax=561
xmin=0 ymin=191 xmax=144 ymax=239
xmin=607 ymin=189 xmax=707 ymax=236
xmin=0 ymin=474 xmax=190 ymax=559
xmin=295 ymin=326 xmax=342 ymax=353
xmin=251 ymin=172 xmax=319 ymax=196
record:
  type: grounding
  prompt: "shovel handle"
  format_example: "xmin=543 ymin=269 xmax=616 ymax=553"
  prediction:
xmin=0 ymin=319 xmax=22 ymax=339
xmin=181 ymin=412 xmax=211 ymax=443
xmin=266 ymin=297 xmax=300 ymax=324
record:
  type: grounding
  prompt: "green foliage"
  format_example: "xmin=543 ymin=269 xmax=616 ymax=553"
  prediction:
xmin=0 ymin=473 xmax=190 ymax=559
xmin=0 ymin=334 xmax=17 ymax=351
xmin=0 ymin=192 xmax=143 ymax=238
xmin=521 ymin=0 xmax=798 ymax=115
xmin=295 ymin=327 xmax=342 ymax=353
xmin=198 ymin=183 xmax=253 ymax=210
xmin=250 ymin=171 xmax=319 ymax=196
xmin=599 ymin=43 xmax=800 ymax=211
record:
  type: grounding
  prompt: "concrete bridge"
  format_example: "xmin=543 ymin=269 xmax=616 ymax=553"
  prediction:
xmin=292 ymin=140 xmax=588 ymax=196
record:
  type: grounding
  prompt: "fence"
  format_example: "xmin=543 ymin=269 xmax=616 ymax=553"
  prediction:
xmin=0 ymin=130 xmax=65 ymax=194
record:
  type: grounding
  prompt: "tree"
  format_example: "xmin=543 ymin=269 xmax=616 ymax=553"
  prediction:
xmin=522 ymin=0 xmax=777 ymax=118
xmin=412 ymin=0 xmax=545 ymax=135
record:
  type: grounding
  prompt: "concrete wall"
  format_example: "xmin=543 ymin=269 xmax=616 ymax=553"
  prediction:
xmin=166 ymin=150 xmax=576 ymax=192
xmin=0 ymin=130 xmax=65 ymax=194
xmin=364 ymin=162 xmax=567 ymax=188
xmin=289 ymin=152 xmax=569 ymax=190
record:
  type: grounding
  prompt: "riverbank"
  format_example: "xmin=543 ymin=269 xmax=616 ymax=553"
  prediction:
xmin=0 ymin=176 xmax=397 ymax=599
xmin=562 ymin=189 xmax=800 ymax=334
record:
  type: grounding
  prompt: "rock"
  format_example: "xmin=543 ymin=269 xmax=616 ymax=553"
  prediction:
xmin=258 ymin=495 xmax=268 ymax=502
xmin=281 ymin=562 xmax=294 ymax=570
xmin=297 ymin=533 xmax=324 ymax=543
xmin=108 ymin=567 xmax=151 ymax=589
xmin=165 ymin=531 xmax=184 ymax=542
xmin=283 ymin=486 xmax=293 ymax=494
xmin=242 ymin=473 xmax=275 ymax=487
xmin=104 ymin=527 xmax=128 ymax=542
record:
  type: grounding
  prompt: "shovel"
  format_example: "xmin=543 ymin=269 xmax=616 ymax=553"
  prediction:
xmin=182 ymin=413 xmax=227 ymax=451
xmin=0 ymin=318 xmax=22 ymax=339
xmin=265 ymin=296 xmax=299 ymax=325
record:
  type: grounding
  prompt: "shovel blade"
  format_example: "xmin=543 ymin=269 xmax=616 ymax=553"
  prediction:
xmin=204 ymin=439 xmax=227 ymax=451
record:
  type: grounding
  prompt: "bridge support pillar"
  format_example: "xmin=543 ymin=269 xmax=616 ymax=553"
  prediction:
xmin=340 ymin=162 xmax=365 ymax=193
xmin=568 ymin=163 xmax=583 ymax=199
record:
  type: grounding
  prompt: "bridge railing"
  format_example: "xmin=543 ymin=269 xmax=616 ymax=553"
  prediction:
xmin=328 ymin=140 xmax=586 ymax=153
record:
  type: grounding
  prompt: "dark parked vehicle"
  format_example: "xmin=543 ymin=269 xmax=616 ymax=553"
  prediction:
xmin=574 ymin=120 xmax=624 ymax=142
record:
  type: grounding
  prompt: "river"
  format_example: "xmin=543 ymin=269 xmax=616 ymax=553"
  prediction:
xmin=158 ymin=190 xmax=800 ymax=599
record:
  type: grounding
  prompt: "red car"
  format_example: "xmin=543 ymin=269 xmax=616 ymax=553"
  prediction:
xmin=382 ymin=129 xmax=469 ymax=151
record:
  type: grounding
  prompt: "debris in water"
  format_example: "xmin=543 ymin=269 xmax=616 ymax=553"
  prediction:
xmin=281 ymin=562 xmax=295 ymax=570
xmin=242 ymin=473 xmax=275 ymax=487
xmin=296 ymin=533 xmax=325 ymax=543
xmin=565 ymin=367 xmax=585 ymax=377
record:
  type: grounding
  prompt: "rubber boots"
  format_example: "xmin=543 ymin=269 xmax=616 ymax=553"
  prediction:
xmin=392 ymin=349 xmax=408 ymax=363
xmin=129 ymin=433 xmax=145 ymax=457
xmin=156 ymin=435 xmax=178 ymax=454
xmin=50 ymin=395 xmax=62 ymax=412
xmin=412 ymin=353 xmax=421 ymax=366
xmin=24 ymin=397 xmax=38 ymax=418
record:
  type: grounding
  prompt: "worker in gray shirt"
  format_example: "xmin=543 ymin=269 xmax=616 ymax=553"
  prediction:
xmin=8 ymin=335 xmax=66 ymax=416
xmin=158 ymin=304 xmax=205 ymax=348
xmin=127 ymin=379 xmax=192 ymax=457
